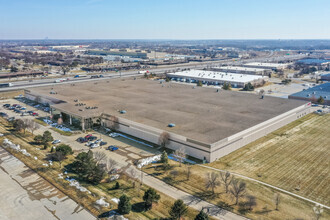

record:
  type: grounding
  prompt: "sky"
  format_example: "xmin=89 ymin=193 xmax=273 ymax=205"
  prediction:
xmin=0 ymin=0 xmax=330 ymax=40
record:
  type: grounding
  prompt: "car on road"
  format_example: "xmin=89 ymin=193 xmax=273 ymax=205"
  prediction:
xmin=109 ymin=132 xmax=119 ymax=138
xmin=108 ymin=145 xmax=118 ymax=151
xmin=52 ymin=140 xmax=61 ymax=144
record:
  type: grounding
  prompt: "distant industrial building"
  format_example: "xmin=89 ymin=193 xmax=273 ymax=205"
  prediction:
xmin=25 ymin=78 xmax=310 ymax=162
xmin=243 ymin=62 xmax=289 ymax=70
xmin=167 ymin=70 xmax=268 ymax=88
xmin=320 ymin=73 xmax=330 ymax=82
xmin=289 ymin=83 xmax=330 ymax=105
xmin=0 ymin=71 xmax=44 ymax=79
xmin=211 ymin=66 xmax=271 ymax=75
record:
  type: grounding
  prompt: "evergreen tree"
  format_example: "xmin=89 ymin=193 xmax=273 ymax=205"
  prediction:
xmin=194 ymin=210 xmax=209 ymax=220
xmin=34 ymin=134 xmax=43 ymax=144
xmin=42 ymin=131 xmax=54 ymax=144
xmin=118 ymin=194 xmax=131 ymax=214
xmin=160 ymin=151 xmax=168 ymax=164
xmin=317 ymin=96 xmax=324 ymax=104
xmin=56 ymin=144 xmax=73 ymax=156
xmin=143 ymin=188 xmax=161 ymax=210
xmin=169 ymin=199 xmax=187 ymax=220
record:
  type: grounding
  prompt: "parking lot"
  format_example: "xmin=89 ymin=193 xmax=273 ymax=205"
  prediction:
xmin=0 ymin=98 xmax=160 ymax=171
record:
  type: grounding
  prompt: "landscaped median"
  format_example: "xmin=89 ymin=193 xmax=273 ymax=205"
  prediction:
xmin=0 ymin=117 xmax=208 ymax=220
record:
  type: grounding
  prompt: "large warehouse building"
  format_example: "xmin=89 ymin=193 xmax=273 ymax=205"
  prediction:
xmin=166 ymin=69 xmax=268 ymax=88
xmin=25 ymin=78 xmax=311 ymax=162
xmin=211 ymin=66 xmax=271 ymax=75
xmin=243 ymin=62 xmax=289 ymax=70
xmin=289 ymin=83 xmax=330 ymax=105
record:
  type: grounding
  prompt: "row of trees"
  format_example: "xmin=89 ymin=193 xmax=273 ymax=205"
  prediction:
xmin=118 ymin=191 xmax=209 ymax=220
xmin=12 ymin=118 xmax=40 ymax=134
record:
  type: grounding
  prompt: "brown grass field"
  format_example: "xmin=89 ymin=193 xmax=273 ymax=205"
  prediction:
xmin=208 ymin=113 xmax=330 ymax=206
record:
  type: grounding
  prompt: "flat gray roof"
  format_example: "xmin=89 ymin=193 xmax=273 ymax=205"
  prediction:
xmin=28 ymin=78 xmax=307 ymax=143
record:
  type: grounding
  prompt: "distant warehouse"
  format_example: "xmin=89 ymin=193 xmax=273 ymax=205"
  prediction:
xmin=166 ymin=69 xmax=268 ymax=88
xmin=289 ymin=83 xmax=330 ymax=105
xmin=242 ymin=62 xmax=289 ymax=70
xmin=211 ymin=66 xmax=271 ymax=75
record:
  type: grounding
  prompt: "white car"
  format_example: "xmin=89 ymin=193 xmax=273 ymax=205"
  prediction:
xmin=95 ymin=139 xmax=103 ymax=143
xmin=109 ymin=133 xmax=119 ymax=138
xmin=90 ymin=143 xmax=100 ymax=148
xmin=52 ymin=140 xmax=61 ymax=144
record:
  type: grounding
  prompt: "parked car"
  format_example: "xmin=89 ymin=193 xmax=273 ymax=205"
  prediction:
xmin=108 ymin=145 xmax=118 ymax=151
xmin=95 ymin=139 xmax=103 ymax=143
xmin=88 ymin=136 xmax=97 ymax=141
xmin=32 ymin=112 xmax=39 ymax=116
xmin=85 ymin=134 xmax=92 ymax=139
xmin=100 ymin=141 xmax=107 ymax=146
xmin=21 ymin=112 xmax=29 ymax=116
xmin=52 ymin=140 xmax=61 ymax=144
xmin=20 ymin=107 xmax=26 ymax=110
xmin=109 ymin=168 xmax=121 ymax=174
xmin=3 ymin=104 xmax=10 ymax=108
xmin=0 ymin=112 xmax=8 ymax=117
xmin=7 ymin=117 xmax=15 ymax=122
xmin=27 ymin=110 xmax=34 ymax=114
xmin=90 ymin=143 xmax=100 ymax=148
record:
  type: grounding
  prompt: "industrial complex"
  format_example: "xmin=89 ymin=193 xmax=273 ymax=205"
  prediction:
xmin=25 ymin=78 xmax=310 ymax=162
xmin=166 ymin=69 xmax=268 ymax=88
xmin=243 ymin=62 xmax=289 ymax=70
xmin=289 ymin=82 xmax=330 ymax=105
xmin=211 ymin=66 xmax=271 ymax=75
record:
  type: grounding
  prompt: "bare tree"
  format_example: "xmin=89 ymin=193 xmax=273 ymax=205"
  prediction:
xmin=220 ymin=171 xmax=232 ymax=193
xmin=127 ymin=167 xmax=138 ymax=188
xmin=106 ymin=158 xmax=118 ymax=173
xmin=29 ymin=120 xmax=40 ymax=135
xmin=205 ymin=172 xmax=220 ymax=194
xmin=173 ymin=147 xmax=186 ymax=167
xmin=158 ymin=132 xmax=170 ymax=148
xmin=313 ymin=204 xmax=324 ymax=220
xmin=274 ymin=193 xmax=280 ymax=211
xmin=230 ymin=178 xmax=246 ymax=205
xmin=246 ymin=195 xmax=257 ymax=211
xmin=53 ymin=151 xmax=65 ymax=168
xmin=93 ymin=151 xmax=107 ymax=165
xmin=186 ymin=164 xmax=192 ymax=180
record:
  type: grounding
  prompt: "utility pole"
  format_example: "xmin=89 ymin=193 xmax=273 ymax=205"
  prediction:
xmin=140 ymin=167 xmax=143 ymax=186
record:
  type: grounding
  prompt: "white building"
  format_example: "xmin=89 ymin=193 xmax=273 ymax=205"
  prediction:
xmin=167 ymin=69 xmax=268 ymax=88
xmin=243 ymin=62 xmax=289 ymax=70
xmin=212 ymin=66 xmax=271 ymax=75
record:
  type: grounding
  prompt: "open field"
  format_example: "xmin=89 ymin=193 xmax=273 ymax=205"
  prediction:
xmin=208 ymin=113 xmax=330 ymax=206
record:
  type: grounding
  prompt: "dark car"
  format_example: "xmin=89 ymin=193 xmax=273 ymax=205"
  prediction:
xmin=0 ymin=112 xmax=8 ymax=117
xmin=88 ymin=136 xmax=97 ymax=141
xmin=85 ymin=134 xmax=92 ymax=139
xmin=100 ymin=141 xmax=107 ymax=146
xmin=27 ymin=110 xmax=34 ymax=114
xmin=76 ymin=137 xmax=88 ymax=143
xmin=108 ymin=145 xmax=118 ymax=151
xmin=3 ymin=104 xmax=10 ymax=108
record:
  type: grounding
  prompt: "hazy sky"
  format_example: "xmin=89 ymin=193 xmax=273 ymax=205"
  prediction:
xmin=1 ymin=0 xmax=330 ymax=40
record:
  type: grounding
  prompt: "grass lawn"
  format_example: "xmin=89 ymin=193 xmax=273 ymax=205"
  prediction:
xmin=208 ymin=113 xmax=330 ymax=206
xmin=0 ymin=118 xmax=205 ymax=220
